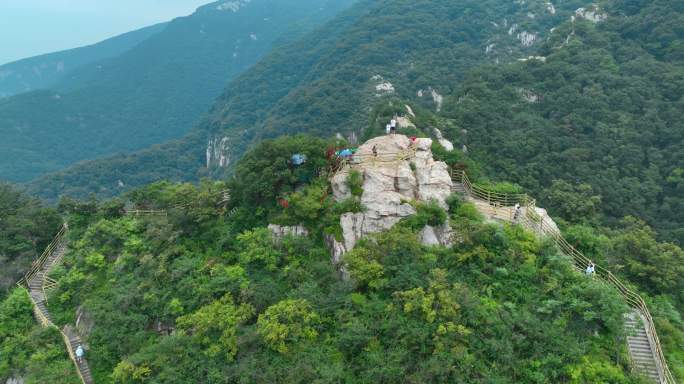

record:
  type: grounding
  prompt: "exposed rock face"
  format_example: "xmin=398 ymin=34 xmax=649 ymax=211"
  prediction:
xmin=517 ymin=31 xmax=538 ymax=47
xmin=508 ymin=24 xmax=518 ymax=36
xmin=575 ymin=5 xmax=607 ymax=23
xmin=417 ymin=87 xmax=444 ymax=111
xmin=396 ymin=116 xmax=415 ymax=129
xmin=206 ymin=136 xmax=230 ymax=168
xmin=518 ymin=56 xmax=546 ymax=63
xmin=216 ymin=0 xmax=251 ymax=12
xmin=75 ymin=306 xmax=95 ymax=338
xmin=267 ymin=224 xmax=309 ymax=242
xmin=329 ymin=135 xmax=454 ymax=267
xmin=153 ymin=320 xmax=175 ymax=336
xmin=372 ymin=75 xmax=395 ymax=96
xmin=325 ymin=235 xmax=349 ymax=279
xmin=419 ymin=224 xmax=454 ymax=247
xmin=546 ymin=2 xmax=556 ymax=14
xmin=518 ymin=88 xmax=540 ymax=103
xmin=433 ymin=128 xmax=454 ymax=152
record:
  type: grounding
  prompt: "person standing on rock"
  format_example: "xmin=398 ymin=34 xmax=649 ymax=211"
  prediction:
xmin=390 ymin=117 xmax=397 ymax=134
xmin=513 ymin=203 xmax=521 ymax=221
xmin=76 ymin=345 xmax=85 ymax=363
xmin=372 ymin=145 xmax=378 ymax=157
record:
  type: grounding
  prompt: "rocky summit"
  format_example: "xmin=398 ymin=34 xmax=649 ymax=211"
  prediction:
xmin=329 ymin=134 xmax=454 ymax=265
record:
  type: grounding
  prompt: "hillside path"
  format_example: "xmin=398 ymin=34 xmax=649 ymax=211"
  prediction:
xmin=451 ymin=172 xmax=673 ymax=384
xmin=23 ymin=225 xmax=94 ymax=384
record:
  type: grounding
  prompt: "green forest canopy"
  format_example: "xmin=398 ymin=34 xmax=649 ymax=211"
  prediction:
xmin=4 ymin=135 xmax=683 ymax=383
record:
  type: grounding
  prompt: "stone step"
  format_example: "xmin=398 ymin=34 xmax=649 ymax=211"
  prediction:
xmin=624 ymin=312 xmax=663 ymax=383
xmin=35 ymin=301 xmax=53 ymax=323
xmin=628 ymin=341 xmax=653 ymax=350
xmin=627 ymin=330 xmax=647 ymax=337
xmin=630 ymin=348 xmax=656 ymax=356
xmin=632 ymin=355 xmax=657 ymax=363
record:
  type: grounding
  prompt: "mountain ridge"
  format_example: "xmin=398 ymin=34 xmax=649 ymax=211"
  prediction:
xmin=25 ymin=0 xmax=578 ymax=197
xmin=22 ymin=0 xmax=684 ymax=246
xmin=0 ymin=0 xmax=357 ymax=182
xmin=0 ymin=23 xmax=167 ymax=97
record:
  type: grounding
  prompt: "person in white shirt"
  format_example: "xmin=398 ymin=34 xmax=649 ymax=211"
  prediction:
xmin=390 ymin=117 xmax=397 ymax=133
xmin=585 ymin=262 xmax=595 ymax=276
xmin=76 ymin=345 xmax=85 ymax=363
xmin=513 ymin=203 xmax=521 ymax=221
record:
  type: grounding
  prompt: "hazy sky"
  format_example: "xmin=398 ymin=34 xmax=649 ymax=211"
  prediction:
xmin=0 ymin=0 xmax=211 ymax=65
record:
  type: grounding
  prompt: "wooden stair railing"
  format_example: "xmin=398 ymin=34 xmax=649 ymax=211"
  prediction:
xmin=17 ymin=223 xmax=69 ymax=288
xmin=451 ymin=169 xmax=676 ymax=384
xmin=18 ymin=223 xmax=93 ymax=384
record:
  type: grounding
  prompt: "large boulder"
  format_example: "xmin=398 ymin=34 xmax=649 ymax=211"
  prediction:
xmin=329 ymin=134 xmax=454 ymax=268
xmin=419 ymin=223 xmax=454 ymax=247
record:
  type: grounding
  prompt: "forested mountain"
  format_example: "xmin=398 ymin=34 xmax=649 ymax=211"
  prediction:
xmin=0 ymin=0 xmax=356 ymax=182
xmin=26 ymin=0 xmax=580 ymax=197
xmin=26 ymin=0 xmax=682 ymax=246
xmin=439 ymin=0 xmax=684 ymax=243
xmin=5 ymin=136 xmax=683 ymax=382
xmin=0 ymin=23 xmax=166 ymax=98
xmin=4 ymin=1 xmax=683 ymax=382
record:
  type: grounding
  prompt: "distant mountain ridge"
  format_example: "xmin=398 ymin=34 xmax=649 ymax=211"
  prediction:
xmin=0 ymin=0 xmax=356 ymax=182
xmin=25 ymin=0 xmax=584 ymax=197
xmin=0 ymin=23 xmax=167 ymax=97
xmin=24 ymin=0 xmax=684 ymax=246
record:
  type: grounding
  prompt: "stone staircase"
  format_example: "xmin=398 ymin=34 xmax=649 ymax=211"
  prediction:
xmin=33 ymin=299 xmax=54 ymax=323
xmin=23 ymin=230 xmax=95 ymax=384
xmin=626 ymin=312 xmax=663 ymax=383
xmin=65 ymin=326 xmax=94 ymax=384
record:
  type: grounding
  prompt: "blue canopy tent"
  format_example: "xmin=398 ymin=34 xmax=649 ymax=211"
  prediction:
xmin=291 ymin=153 xmax=307 ymax=166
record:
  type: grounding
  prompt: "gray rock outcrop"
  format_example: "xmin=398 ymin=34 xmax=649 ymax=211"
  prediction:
xmin=75 ymin=306 xmax=95 ymax=338
xmin=267 ymin=224 xmax=309 ymax=243
xmin=419 ymin=223 xmax=455 ymax=247
xmin=329 ymin=134 xmax=454 ymax=269
xmin=433 ymin=128 xmax=454 ymax=152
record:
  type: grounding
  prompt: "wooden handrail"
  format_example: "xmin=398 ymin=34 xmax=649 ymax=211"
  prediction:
xmin=24 ymin=288 xmax=88 ymax=384
xmin=19 ymin=224 xmax=89 ymax=384
xmin=452 ymin=169 xmax=676 ymax=384
xmin=18 ymin=223 xmax=68 ymax=288
xmin=60 ymin=329 xmax=88 ymax=384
